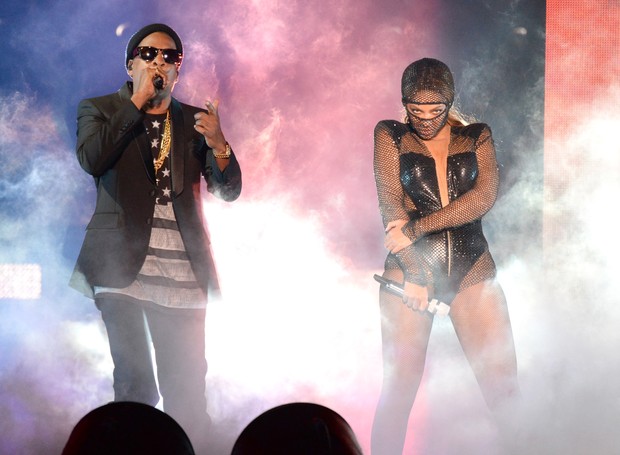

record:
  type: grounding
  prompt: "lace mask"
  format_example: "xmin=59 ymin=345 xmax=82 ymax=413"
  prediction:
xmin=401 ymin=58 xmax=455 ymax=140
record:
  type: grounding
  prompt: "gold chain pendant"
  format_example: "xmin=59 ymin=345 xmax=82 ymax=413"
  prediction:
xmin=154 ymin=110 xmax=171 ymax=173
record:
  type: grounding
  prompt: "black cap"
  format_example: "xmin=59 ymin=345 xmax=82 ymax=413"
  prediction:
xmin=125 ymin=23 xmax=183 ymax=68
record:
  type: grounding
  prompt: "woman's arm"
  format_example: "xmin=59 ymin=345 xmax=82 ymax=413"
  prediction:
xmin=405 ymin=124 xmax=499 ymax=239
xmin=374 ymin=121 xmax=415 ymax=224
xmin=374 ymin=121 xmax=426 ymax=285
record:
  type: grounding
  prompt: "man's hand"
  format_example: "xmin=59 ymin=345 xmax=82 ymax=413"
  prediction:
xmin=194 ymin=100 xmax=227 ymax=153
xmin=131 ymin=67 xmax=167 ymax=110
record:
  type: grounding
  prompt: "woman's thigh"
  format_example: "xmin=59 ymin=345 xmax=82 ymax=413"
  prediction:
xmin=378 ymin=269 xmax=434 ymax=379
xmin=449 ymin=280 xmax=517 ymax=376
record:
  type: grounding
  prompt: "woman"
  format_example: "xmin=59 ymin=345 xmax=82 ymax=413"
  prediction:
xmin=371 ymin=58 xmax=519 ymax=454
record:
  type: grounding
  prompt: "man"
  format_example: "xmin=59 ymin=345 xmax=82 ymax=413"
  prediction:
xmin=70 ymin=23 xmax=241 ymax=450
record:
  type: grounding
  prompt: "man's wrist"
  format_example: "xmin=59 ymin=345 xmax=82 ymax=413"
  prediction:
xmin=213 ymin=142 xmax=232 ymax=159
xmin=130 ymin=92 xmax=150 ymax=111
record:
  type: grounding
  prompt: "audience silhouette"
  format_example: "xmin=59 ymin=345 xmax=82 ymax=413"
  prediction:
xmin=231 ymin=402 xmax=363 ymax=455
xmin=62 ymin=401 xmax=195 ymax=455
xmin=63 ymin=400 xmax=363 ymax=454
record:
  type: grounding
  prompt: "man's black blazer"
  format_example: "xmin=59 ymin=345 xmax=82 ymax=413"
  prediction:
xmin=70 ymin=82 xmax=242 ymax=300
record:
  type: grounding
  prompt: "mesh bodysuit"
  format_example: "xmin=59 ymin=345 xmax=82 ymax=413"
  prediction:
xmin=372 ymin=61 xmax=516 ymax=455
xmin=374 ymin=119 xmax=499 ymax=304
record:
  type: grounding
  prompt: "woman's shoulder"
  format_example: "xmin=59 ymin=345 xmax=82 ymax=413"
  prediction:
xmin=374 ymin=119 xmax=410 ymax=136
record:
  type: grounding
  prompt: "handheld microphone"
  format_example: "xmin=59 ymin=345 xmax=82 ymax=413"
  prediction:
xmin=153 ymin=75 xmax=164 ymax=90
xmin=373 ymin=274 xmax=450 ymax=316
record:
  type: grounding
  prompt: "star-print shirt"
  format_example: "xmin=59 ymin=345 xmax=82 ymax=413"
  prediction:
xmin=93 ymin=113 xmax=206 ymax=310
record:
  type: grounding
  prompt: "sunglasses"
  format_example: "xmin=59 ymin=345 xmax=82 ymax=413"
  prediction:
xmin=132 ymin=46 xmax=183 ymax=65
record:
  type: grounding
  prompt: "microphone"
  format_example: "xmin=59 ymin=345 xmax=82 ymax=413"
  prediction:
xmin=153 ymin=75 xmax=164 ymax=90
xmin=373 ymin=274 xmax=450 ymax=316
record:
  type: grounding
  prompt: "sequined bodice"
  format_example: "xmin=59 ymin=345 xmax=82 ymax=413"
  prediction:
xmin=400 ymin=151 xmax=478 ymax=215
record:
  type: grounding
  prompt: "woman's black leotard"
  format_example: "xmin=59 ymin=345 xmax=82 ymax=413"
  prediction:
xmin=374 ymin=120 xmax=499 ymax=304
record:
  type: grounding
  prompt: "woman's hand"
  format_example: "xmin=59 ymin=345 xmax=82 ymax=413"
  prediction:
xmin=385 ymin=219 xmax=412 ymax=254
xmin=403 ymin=281 xmax=429 ymax=312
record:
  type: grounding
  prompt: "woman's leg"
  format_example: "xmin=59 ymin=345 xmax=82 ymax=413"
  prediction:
xmin=449 ymin=280 xmax=520 ymax=448
xmin=371 ymin=268 xmax=434 ymax=455
xmin=450 ymin=280 xmax=519 ymax=408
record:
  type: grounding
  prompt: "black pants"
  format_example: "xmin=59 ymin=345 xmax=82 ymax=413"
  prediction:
xmin=96 ymin=297 xmax=210 ymax=446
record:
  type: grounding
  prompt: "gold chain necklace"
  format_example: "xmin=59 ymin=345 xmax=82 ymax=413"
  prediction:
xmin=154 ymin=110 xmax=171 ymax=173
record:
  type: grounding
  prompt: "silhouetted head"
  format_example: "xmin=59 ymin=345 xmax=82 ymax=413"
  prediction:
xmin=231 ymin=402 xmax=363 ymax=455
xmin=61 ymin=401 xmax=195 ymax=455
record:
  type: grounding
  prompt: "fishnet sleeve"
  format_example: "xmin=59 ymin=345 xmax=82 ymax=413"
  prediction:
xmin=406 ymin=125 xmax=499 ymax=239
xmin=374 ymin=121 xmax=426 ymax=285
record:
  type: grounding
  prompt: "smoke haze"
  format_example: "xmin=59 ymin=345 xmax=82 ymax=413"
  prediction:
xmin=1 ymin=1 xmax=618 ymax=454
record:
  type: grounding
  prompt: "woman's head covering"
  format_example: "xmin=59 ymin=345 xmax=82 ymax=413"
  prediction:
xmin=401 ymin=58 xmax=455 ymax=139
xmin=401 ymin=57 xmax=454 ymax=105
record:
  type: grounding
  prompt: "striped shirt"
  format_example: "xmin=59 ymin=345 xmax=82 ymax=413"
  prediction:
xmin=94 ymin=113 xmax=206 ymax=310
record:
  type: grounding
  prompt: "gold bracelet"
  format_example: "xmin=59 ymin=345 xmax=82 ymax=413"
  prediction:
xmin=213 ymin=142 xmax=232 ymax=159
